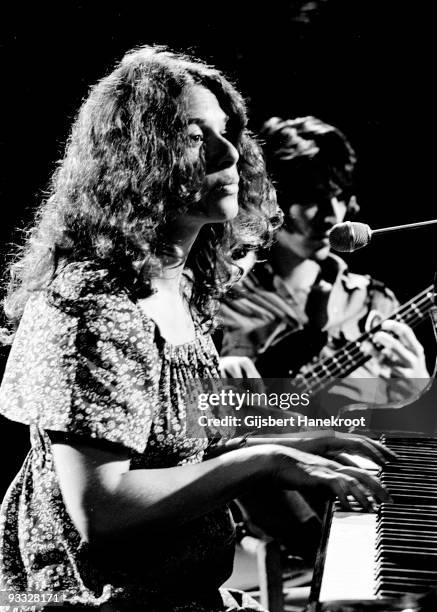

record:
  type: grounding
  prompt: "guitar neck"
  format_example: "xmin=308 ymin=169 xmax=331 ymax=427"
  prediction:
xmin=294 ymin=284 xmax=434 ymax=396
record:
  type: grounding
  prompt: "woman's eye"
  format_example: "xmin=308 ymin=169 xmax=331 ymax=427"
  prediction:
xmin=188 ymin=133 xmax=204 ymax=145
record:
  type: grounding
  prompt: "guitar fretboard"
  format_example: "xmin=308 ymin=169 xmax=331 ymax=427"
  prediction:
xmin=293 ymin=284 xmax=434 ymax=396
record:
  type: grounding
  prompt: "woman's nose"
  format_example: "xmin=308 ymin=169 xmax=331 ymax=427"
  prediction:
xmin=207 ymin=135 xmax=239 ymax=172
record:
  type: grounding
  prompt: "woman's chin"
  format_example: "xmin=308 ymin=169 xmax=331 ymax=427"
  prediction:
xmin=204 ymin=194 xmax=239 ymax=222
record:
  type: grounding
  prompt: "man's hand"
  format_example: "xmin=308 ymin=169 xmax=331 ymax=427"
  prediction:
xmin=372 ymin=320 xmax=430 ymax=404
xmin=219 ymin=356 xmax=262 ymax=378
xmin=373 ymin=320 xmax=428 ymax=377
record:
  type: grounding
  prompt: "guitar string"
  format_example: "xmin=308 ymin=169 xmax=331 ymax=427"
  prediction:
xmin=297 ymin=288 xmax=432 ymax=387
xmin=300 ymin=298 xmax=431 ymax=395
xmin=309 ymin=301 xmax=430 ymax=387
xmin=302 ymin=286 xmax=433 ymax=380
xmin=294 ymin=286 xmax=434 ymax=393
xmin=297 ymin=302 xmax=430 ymax=396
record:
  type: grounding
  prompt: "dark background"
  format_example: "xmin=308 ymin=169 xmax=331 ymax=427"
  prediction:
xmin=0 ymin=1 xmax=435 ymax=492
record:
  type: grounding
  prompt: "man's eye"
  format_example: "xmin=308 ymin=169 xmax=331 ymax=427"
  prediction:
xmin=297 ymin=202 xmax=317 ymax=208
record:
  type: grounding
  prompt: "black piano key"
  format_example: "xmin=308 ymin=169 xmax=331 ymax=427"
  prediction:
xmin=376 ymin=566 xmax=437 ymax=580
xmin=312 ymin=436 xmax=437 ymax=602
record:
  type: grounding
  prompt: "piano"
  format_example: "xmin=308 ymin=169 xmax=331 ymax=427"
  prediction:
xmin=309 ymin=436 xmax=437 ymax=610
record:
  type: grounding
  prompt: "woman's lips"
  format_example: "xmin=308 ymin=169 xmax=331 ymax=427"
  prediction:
xmin=212 ymin=182 xmax=239 ymax=195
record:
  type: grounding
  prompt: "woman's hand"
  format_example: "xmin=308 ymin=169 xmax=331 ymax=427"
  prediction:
xmin=296 ymin=432 xmax=397 ymax=467
xmin=261 ymin=444 xmax=392 ymax=511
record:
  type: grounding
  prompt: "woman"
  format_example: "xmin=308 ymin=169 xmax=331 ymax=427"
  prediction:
xmin=0 ymin=46 xmax=393 ymax=611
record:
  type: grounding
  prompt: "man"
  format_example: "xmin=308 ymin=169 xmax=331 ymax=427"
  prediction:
xmin=218 ymin=116 xmax=429 ymax=562
xmin=220 ymin=116 xmax=428 ymax=406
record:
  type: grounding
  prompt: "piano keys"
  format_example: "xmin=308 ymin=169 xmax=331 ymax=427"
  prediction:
xmin=309 ymin=437 xmax=437 ymax=609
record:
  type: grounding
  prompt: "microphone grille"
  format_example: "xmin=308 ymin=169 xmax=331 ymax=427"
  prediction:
xmin=329 ymin=222 xmax=372 ymax=252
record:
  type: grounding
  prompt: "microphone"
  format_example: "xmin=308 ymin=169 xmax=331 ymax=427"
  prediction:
xmin=329 ymin=219 xmax=437 ymax=252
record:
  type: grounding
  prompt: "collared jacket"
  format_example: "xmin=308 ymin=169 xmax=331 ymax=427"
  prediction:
xmin=219 ymin=254 xmax=401 ymax=413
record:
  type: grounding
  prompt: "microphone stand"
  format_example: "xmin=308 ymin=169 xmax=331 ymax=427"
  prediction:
xmin=372 ymin=218 xmax=437 ymax=236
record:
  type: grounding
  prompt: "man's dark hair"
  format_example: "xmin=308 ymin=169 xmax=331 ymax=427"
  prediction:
xmin=260 ymin=116 xmax=358 ymax=216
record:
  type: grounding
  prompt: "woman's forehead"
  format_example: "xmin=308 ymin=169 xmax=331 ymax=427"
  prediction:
xmin=185 ymin=85 xmax=228 ymax=126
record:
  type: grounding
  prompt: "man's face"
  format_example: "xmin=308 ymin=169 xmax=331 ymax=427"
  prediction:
xmin=282 ymin=189 xmax=349 ymax=261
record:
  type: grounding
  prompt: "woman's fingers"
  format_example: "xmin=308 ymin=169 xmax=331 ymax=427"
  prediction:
xmin=324 ymin=471 xmax=389 ymax=511
xmin=336 ymin=477 xmax=373 ymax=511
xmin=319 ymin=471 xmax=372 ymax=511
xmin=330 ymin=478 xmax=355 ymax=511
xmin=333 ymin=453 xmax=363 ymax=468
xmin=272 ymin=446 xmax=391 ymax=510
xmin=345 ymin=439 xmax=387 ymax=466
xmin=338 ymin=467 xmax=393 ymax=505
xmin=364 ymin=437 xmax=398 ymax=461
xmin=324 ymin=433 xmax=398 ymax=465
xmin=307 ymin=464 xmax=391 ymax=509
xmin=348 ymin=437 xmax=397 ymax=465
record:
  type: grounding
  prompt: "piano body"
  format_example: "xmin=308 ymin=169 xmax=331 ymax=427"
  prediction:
xmin=309 ymin=437 xmax=437 ymax=611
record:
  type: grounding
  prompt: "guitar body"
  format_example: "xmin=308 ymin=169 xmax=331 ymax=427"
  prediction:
xmin=254 ymin=284 xmax=434 ymax=405
xmin=254 ymin=326 xmax=328 ymax=378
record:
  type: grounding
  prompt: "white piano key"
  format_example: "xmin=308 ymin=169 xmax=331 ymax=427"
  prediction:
xmin=319 ymin=511 xmax=377 ymax=602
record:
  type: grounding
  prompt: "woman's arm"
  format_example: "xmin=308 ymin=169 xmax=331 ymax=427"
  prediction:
xmin=51 ymin=439 xmax=267 ymax=542
xmin=51 ymin=438 xmax=390 ymax=545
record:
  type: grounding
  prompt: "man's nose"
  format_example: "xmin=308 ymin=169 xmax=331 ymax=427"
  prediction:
xmin=322 ymin=196 xmax=343 ymax=224
xmin=207 ymin=135 xmax=239 ymax=172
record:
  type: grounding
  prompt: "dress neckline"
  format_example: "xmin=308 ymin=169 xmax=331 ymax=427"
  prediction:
xmin=136 ymin=306 xmax=200 ymax=350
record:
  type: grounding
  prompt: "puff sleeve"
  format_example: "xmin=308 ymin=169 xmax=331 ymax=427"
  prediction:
xmin=0 ymin=263 xmax=160 ymax=454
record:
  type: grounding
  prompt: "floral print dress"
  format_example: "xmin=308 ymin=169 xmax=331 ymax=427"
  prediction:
xmin=0 ymin=262 xmax=265 ymax=611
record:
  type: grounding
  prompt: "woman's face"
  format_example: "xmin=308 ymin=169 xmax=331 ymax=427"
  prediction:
xmin=184 ymin=85 xmax=240 ymax=224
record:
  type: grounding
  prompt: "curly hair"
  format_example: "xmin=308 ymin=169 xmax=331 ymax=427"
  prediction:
xmin=2 ymin=46 xmax=279 ymax=339
xmin=260 ymin=116 xmax=358 ymax=218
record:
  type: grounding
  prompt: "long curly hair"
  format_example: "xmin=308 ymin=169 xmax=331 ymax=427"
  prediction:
xmin=2 ymin=46 xmax=279 ymax=339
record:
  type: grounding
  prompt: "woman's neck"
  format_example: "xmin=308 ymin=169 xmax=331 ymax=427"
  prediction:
xmin=136 ymin=218 xmax=203 ymax=345
xmin=153 ymin=218 xmax=202 ymax=293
